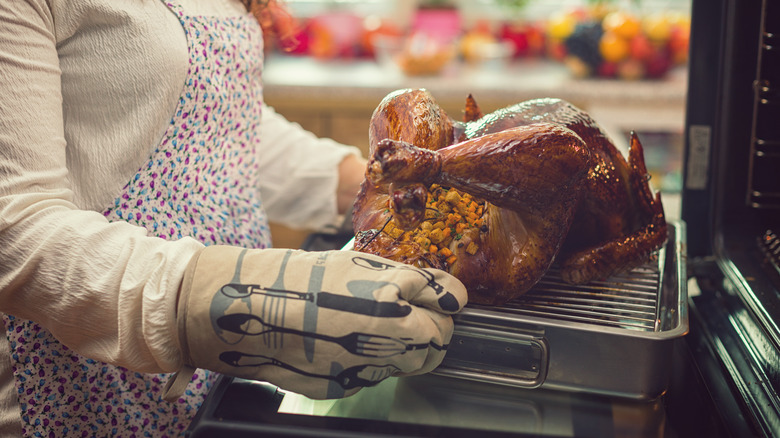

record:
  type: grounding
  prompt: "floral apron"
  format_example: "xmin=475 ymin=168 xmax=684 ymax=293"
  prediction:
xmin=3 ymin=1 xmax=271 ymax=436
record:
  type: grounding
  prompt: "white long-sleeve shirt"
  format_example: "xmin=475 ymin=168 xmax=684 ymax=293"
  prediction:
xmin=0 ymin=0 xmax=360 ymax=432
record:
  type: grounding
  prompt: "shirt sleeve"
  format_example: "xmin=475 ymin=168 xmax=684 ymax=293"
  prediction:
xmin=256 ymin=105 xmax=362 ymax=230
xmin=0 ymin=0 xmax=200 ymax=374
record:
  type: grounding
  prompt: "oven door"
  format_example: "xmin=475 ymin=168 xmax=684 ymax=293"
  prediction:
xmin=682 ymin=0 xmax=780 ymax=436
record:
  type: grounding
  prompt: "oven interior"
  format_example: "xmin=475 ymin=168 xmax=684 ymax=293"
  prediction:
xmin=682 ymin=0 xmax=780 ymax=436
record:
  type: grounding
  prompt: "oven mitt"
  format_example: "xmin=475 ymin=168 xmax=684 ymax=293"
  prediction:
xmin=163 ymin=246 xmax=467 ymax=401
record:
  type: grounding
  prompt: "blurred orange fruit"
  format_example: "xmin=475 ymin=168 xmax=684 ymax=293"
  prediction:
xmin=602 ymin=11 xmax=641 ymax=39
xmin=599 ymin=31 xmax=629 ymax=63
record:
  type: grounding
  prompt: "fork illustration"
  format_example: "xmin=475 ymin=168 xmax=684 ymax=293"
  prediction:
xmin=216 ymin=313 xmax=444 ymax=358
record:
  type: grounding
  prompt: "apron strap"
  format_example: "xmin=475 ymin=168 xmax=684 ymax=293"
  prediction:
xmin=163 ymin=365 xmax=198 ymax=402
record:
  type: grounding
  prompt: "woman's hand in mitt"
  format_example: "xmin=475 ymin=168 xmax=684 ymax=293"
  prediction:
xmin=173 ymin=247 xmax=468 ymax=400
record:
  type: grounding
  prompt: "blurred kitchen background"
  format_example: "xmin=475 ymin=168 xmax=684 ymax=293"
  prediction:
xmin=264 ymin=0 xmax=691 ymax=248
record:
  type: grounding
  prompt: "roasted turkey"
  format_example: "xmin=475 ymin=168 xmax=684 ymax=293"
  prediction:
xmin=352 ymin=88 xmax=667 ymax=306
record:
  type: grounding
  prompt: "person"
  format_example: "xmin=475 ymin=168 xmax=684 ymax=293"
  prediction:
xmin=0 ymin=1 xmax=468 ymax=436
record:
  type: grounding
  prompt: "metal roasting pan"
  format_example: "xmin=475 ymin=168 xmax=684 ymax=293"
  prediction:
xmin=431 ymin=220 xmax=688 ymax=401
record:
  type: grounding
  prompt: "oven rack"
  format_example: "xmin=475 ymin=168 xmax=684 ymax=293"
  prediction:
xmin=484 ymin=260 xmax=663 ymax=332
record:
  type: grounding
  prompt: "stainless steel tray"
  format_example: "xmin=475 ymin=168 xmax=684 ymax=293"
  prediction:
xmin=433 ymin=221 xmax=688 ymax=400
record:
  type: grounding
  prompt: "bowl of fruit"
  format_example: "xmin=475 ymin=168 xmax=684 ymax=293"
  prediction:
xmin=547 ymin=8 xmax=690 ymax=80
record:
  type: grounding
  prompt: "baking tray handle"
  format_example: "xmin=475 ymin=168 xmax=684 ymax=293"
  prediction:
xmin=433 ymin=325 xmax=549 ymax=388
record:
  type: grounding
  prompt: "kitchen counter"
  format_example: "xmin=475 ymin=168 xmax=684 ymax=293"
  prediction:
xmin=263 ymin=55 xmax=688 ymax=153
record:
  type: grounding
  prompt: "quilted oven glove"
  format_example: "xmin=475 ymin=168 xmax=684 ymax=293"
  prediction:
xmin=163 ymin=246 xmax=467 ymax=401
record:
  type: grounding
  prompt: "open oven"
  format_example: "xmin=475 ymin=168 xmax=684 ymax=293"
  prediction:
xmin=184 ymin=0 xmax=779 ymax=436
xmin=681 ymin=0 xmax=780 ymax=435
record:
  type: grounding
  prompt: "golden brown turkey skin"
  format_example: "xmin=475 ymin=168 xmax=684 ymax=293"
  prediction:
xmin=461 ymin=97 xmax=668 ymax=284
xmin=368 ymin=88 xmax=460 ymax=152
xmin=353 ymin=89 xmax=667 ymax=305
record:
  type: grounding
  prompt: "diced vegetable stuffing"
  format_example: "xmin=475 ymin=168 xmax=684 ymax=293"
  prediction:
xmin=382 ymin=184 xmax=487 ymax=268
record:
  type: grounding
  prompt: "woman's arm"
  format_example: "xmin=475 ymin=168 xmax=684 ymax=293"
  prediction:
xmin=0 ymin=0 xmax=200 ymax=374
xmin=337 ymin=153 xmax=368 ymax=214
xmin=255 ymin=105 xmax=365 ymax=230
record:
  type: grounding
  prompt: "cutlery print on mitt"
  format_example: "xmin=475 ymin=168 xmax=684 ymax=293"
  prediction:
xmin=219 ymin=283 xmax=413 ymax=318
xmin=216 ymin=312 xmax=444 ymax=358
xmin=218 ymin=351 xmax=400 ymax=390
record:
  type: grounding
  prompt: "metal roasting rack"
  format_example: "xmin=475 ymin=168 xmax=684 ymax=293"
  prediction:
xmin=494 ymin=263 xmax=663 ymax=332
xmin=433 ymin=221 xmax=687 ymax=400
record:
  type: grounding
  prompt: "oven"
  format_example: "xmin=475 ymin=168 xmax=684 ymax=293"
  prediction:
xmin=681 ymin=0 xmax=780 ymax=435
xmin=185 ymin=0 xmax=779 ymax=436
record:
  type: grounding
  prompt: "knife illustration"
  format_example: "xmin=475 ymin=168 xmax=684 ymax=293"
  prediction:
xmin=219 ymin=283 xmax=412 ymax=318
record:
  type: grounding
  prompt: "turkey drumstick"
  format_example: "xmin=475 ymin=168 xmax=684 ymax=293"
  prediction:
xmin=367 ymin=123 xmax=591 ymax=223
